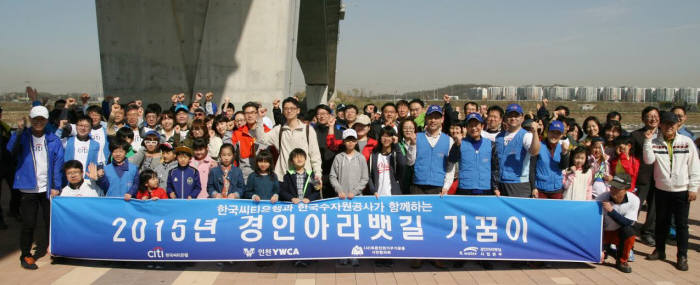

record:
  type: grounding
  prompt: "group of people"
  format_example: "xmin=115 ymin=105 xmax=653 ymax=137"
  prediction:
xmin=0 ymin=88 xmax=697 ymax=274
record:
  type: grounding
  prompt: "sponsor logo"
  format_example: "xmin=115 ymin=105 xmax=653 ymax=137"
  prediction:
xmin=459 ymin=246 xmax=479 ymax=256
xmin=146 ymin=247 xmax=189 ymax=259
xmin=351 ymin=245 xmax=364 ymax=256
xmin=246 ymin=248 xmax=301 ymax=257
xmin=458 ymin=246 xmax=503 ymax=257
xmin=243 ymin=248 xmax=255 ymax=258
xmin=147 ymin=247 xmax=165 ymax=258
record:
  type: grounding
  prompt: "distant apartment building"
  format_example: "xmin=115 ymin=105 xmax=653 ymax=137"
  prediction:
xmin=517 ymin=86 xmax=543 ymax=100
xmin=677 ymin=87 xmax=698 ymax=104
xmin=545 ymin=87 xmax=569 ymax=100
xmin=487 ymin=86 xmax=517 ymax=100
xmin=601 ymin=87 xmax=622 ymax=101
xmin=655 ymin=88 xmax=676 ymax=102
xmin=467 ymin=87 xmax=487 ymax=100
xmin=623 ymin=87 xmax=646 ymax=102
xmin=576 ymin=87 xmax=597 ymax=102
xmin=487 ymin=87 xmax=503 ymax=100
xmin=645 ymin=88 xmax=656 ymax=102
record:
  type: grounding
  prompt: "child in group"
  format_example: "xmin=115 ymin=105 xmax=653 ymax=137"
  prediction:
xmin=125 ymin=170 xmax=168 ymax=201
xmin=330 ymin=129 xmax=368 ymax=267
xmin=562 ymin=147 xmax=593 ymax=200
xmin=243 ymin=150 xmax=280 ymax=203
xmin=609 ymin=136 xmax=639 ymax=194
xmin=589 ymin=137 xmax=611 ymax=198
xmin=208 ymin=143 xmax=245 ymax=198
xmin=146 ymin=142 xmax=179 ymax=190
xmin=167 ymin=146 xmax=201 ymax=199
xmin=280 ymin=148 xmax=322 ymax=268
xmin=138 ymin=131 xmax=162 ymax=172
xmin=115 ymin=126 xmax=144 ymax=166
xmin=93 ymin=139 xmax=140 ymax=197
xmin=62 ymin=160 xmax=102 ymax=197
xmin=330 ymin=129 xmax=369 ymax=200
xmin=280 ymin=148 xmax=322 ymax=204
xmin=190 ymin=138 xmax=217 ymax=199
xmin=367 ymin=127 xmax=407 ymax=197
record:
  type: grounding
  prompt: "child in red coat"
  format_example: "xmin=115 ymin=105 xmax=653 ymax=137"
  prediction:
xmin=609 ymin=136 xmax=639 ymax=193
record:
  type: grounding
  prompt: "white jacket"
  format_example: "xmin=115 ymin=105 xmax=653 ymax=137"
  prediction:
xmin=643 ymin=133 xmax=700 ymax=192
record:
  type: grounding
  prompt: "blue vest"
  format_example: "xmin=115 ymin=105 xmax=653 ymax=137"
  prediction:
xmin=413 ymin=132 xmax=450 ymax=187
xmin=103 ymin=162 xmax=138 ymax=197
xmin=535 ymin=142 xmax=563 ymax=192
xmin=495 ymin=129 xmax=530 ymax=183
xmin=64 ymin=137 xmax=100 ymax=168
xmin=458 ymin=138 xmax=492 ymax=190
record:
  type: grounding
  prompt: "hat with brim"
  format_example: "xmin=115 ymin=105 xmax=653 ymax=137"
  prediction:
xmin=29 ymin=106 xmax=49 ymax=119
xmin=609 ymin=173 xmax=632 ymax=190
xmin=175 ymin=146 xmax=193 ymax=156
xmin=342 ymin=129 xmax=358 ymax=140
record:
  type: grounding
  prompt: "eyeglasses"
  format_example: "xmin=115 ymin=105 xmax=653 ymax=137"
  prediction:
xmin=144 ymin=140 xmax=158 ymax=145
xmin=65 ymin=170 xmax=82 ymax=176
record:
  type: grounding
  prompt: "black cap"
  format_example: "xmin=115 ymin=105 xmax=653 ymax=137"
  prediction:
xmin=336 ymin=103 xmax=346 ymax=112
xmin=660 ymin=111 xmax=679 ymax=124
xmin=609 ymin=173 xmax=632 ymax=190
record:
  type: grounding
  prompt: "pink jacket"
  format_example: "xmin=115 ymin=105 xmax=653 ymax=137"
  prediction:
xmin=190 ymin=156 xmax=218 ymax=198
xmin=562 ymin=167 xmax=593 ymax=201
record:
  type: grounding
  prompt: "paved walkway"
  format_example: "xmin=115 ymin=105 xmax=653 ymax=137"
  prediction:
xmin=0 ymin=192 xmax=698 ymax=284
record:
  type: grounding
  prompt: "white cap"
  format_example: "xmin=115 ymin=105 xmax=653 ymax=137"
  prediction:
xmin=29 ymin=106 xmax=49 ymax=119
xmin=342 ymin=129 xmax=358 ymax=140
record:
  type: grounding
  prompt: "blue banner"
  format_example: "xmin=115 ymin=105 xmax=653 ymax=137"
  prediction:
xmin=50 ymin=196 xmax=602 ymax=262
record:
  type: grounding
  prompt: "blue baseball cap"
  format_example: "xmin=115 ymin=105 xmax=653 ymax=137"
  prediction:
xmin=426 ymin=105 xmax=443 ymax=116
xmin=174 ymin=103 xmax=189 ymax=113
xmin=548 ymin=120 xmax=565 ymax=132
xmin=465 ymin=112 xmax=484 ymax=123
xmin=505 ymin=104 xmax=523 ymax=115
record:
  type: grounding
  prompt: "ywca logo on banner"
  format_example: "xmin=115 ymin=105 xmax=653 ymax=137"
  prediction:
xmin=243 ymin=248 xmax=255 ymax=258
xmin=147 ymin=247 xmax=165 ymax=258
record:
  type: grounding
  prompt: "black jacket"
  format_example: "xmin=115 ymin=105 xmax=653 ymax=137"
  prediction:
xmin=367 ymin=146 xmax=408 ymax=196
xmin=280 ymin=170 xmax=322 ymax=201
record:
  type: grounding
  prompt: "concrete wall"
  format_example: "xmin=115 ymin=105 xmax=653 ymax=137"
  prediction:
xmin=96 ymin=0 xmax=298 ymax=109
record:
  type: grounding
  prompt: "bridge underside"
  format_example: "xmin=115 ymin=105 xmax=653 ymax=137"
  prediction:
xmin=96 ymin=0 xmax=342 ymax=110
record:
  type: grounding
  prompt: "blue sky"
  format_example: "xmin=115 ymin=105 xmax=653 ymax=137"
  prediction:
xmin=1 ymin=0 xmax=699 ymax=94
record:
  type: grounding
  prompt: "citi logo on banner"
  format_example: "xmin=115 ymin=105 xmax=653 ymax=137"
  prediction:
xmin=147 ymin=247 xmax=165 ymax=259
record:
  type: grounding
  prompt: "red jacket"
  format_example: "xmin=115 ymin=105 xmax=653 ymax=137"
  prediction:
xmin=609 ymin=153 xmax=639 ymax=193
xmin=136 ymin=188 xmax=169 ymax=200
xmin=231 ymin=124 xmax=271 ymax=161
xmin=326 ymin=134 xmax=378 ymax=161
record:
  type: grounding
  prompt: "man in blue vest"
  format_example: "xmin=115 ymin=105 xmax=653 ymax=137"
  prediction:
xmin=59 ymin=115 xmax=100 ymax=177
xmin=405 ymin=104 xmax=453 ymax=269
xmin=534 ymin=120 xmax=570 ymax=199
xmin=449 ymin=112 xmax=500 ymax=270
xmin=449 ymin=113 xmax=500 ymax=196
xmin=406 ymin=105 xmax=455 ymax=196
xmin=495 ymin=104 xmax=541 ymax=198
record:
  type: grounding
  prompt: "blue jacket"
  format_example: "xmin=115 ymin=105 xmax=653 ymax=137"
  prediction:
xmin=7 ymin=128 xmax=64 ymax=197
xmin=535 ymin=142 xmax=569 ymax=192
xmin=495 ymin=129 xmax=531 ymax=183
xmin=449 ymin=138 xmax=499 ymax=191
xmin=244 ymin=173 xmax=279 ymax=200
xmin=207 ymin=165 xmax=245 ymax=198
xmin=413 ymin=132 xmax=450 ymax=187
xmin=167 ymin=166 xmax=201 ymax=199
xmin=97 ymin=161 xmax=139 ymax=197
xmin=64 ymin=137 xmax=100 ymax=167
